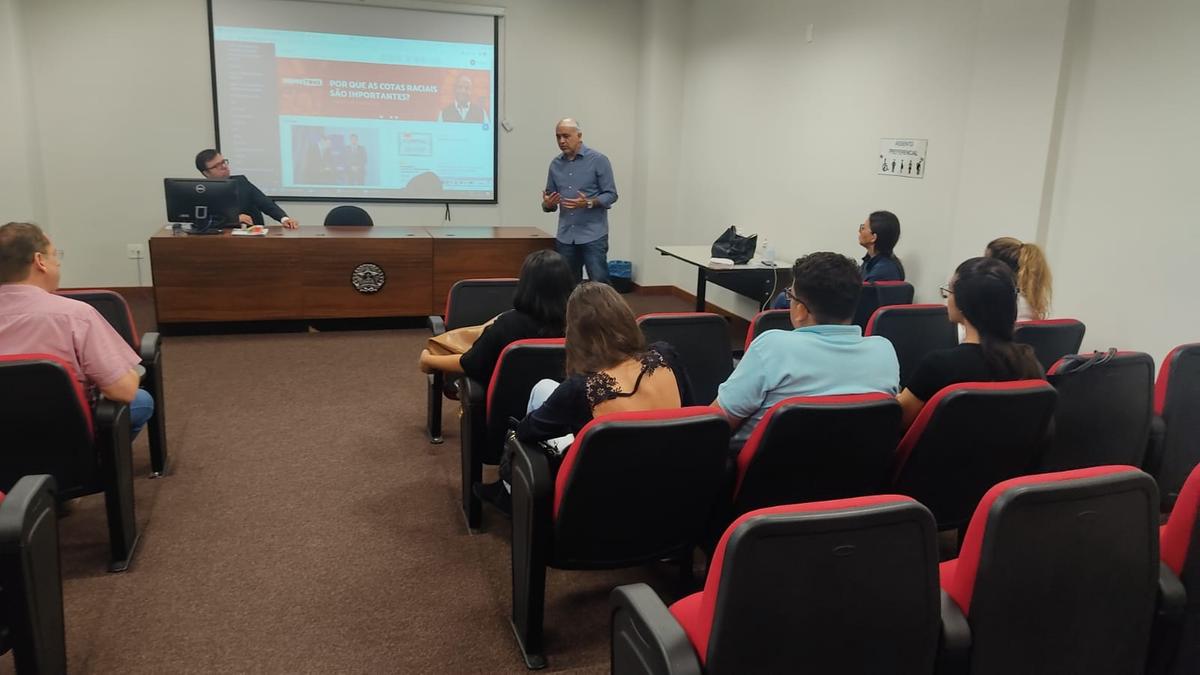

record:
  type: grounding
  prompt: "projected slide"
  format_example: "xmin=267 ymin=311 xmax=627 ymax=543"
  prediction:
xmin=210 ymin=2 xmax=496 ymax=202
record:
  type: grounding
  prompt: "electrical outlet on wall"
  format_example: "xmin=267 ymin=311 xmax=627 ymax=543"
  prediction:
xmin=126 ymin=244 xmax=144 ymax=260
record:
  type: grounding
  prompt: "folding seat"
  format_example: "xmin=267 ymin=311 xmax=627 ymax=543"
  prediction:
xmin=58 ymin=289 xmax=168 ymax=476
xmin=1040 ymin=351 xmax=1154 ymax=471
xmin=610 ymin=496 xmax=944 ymax=675
xmin=741 ymin=309 xmax=792 ymax=353
xmin=425 ymin=278 xmax=518 ymax=444
xmin=892 ymin=380 xmax=1057 ymax=531
xmin=0 ymin=355 xmax=138 ymax=571
xmin=459 ymin=338 xmax=564 ymax=530
xmin=1012 ymin=318 xmax=1086 ymax=372
xmin=0 ymin=475 xmax=66 ymax=673
xmin=637 ymin=313 xmax=733 ymax=405
xmin=1160 ymin=462 xmax=1200 ymax=674
xmin=1150 ymin=344 xmax=1200 ymax=510
xmin=730 ymin=393 xmax=901 ymax=518
xmin=940 ymin=466 xmax=1170 ymax=675
xmin=864 ymin=304 xmax=957 ymax=388
xmin=852 ymin=280 xmax=914 ymax=329
xmin=508 ymin=408 xmax=730 ymax=669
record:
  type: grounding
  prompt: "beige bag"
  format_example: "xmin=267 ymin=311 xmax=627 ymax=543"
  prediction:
xmin=426 ymin=316 xmax=497 ymax=355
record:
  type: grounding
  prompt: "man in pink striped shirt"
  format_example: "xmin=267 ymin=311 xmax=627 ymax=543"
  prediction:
xmin=0 ymin=222 xmax=153 ymax=436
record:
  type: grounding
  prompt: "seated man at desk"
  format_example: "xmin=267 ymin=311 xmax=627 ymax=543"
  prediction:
xmin=0 ymin=222 xmax=154 ymax=436
xmin=195 ymin=149 xmax=299 ymax=229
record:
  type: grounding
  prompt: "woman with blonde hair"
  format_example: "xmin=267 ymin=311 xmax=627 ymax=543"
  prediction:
xmin=985 ymin=237 xmax=1052 ymax=321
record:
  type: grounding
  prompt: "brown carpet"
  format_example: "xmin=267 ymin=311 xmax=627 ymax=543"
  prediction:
xmin=7 ymin=291 xmax=737 ymax=673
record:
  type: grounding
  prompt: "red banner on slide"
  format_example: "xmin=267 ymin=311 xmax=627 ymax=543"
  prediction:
xmin=276 ymin=59 xmax=491 ymax=122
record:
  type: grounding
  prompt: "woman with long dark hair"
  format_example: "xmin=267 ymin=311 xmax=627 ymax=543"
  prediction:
xmin=897 ymin=256 xmax=1043 ymax=429
xmin=418 ymin=249 xmax=575 ymax=383
xmin=859 ymin=210 xmax=905 ymax=282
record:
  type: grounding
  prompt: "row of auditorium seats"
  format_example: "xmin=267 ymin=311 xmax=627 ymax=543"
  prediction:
xmin=429 ymin=278 xmax=1200 ymax=669
xmin=611 ymin=464 xmax=1200 ymax=675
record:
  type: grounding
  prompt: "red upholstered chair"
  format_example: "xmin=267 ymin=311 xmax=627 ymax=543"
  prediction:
xmin=509 ymin=408 xmax=730 ymax=669
xmin=1160 ymin=463 xmax=1200 ymax=674
xmin=459 ymin=338 xmax=564 ymax=531
xmin=0 ymin=355 xmax=138 ymax=571
xmin=0 ymin=475 xmax=66 ymax=674
xmin=892 ymin=380 xmax=1057 ymax=531
xmin=1013 ymin=318 xmax=1086 ymax=372
xmin=741 ymin=310 xmax=792 ymax=353
xmin=425 ymin=278 xmax=518 ymax=444
xmin=852 ymin=280 xmax=915 ymax=329
xmin=610 ymin=496 xmax=945 ymax=675
xmin=730 ymin=393 xmax=901 ymax=518
xmin=1150 ymin=344 xmax=1200 ymax=511
xmin=1040 ymin=351 xmax=1155 ymax=471
xmin=865 ymin=304 xmax=958 ymax=389
xmin=939 ymin=466 xmax=1172 ymax=675
xmin=57 ymin=289 xmax=168 ymax=477
xmin=637 ymin=313 xmax=732 ymax=405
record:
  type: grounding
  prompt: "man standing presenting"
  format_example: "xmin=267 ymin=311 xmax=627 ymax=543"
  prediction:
xmin=195 ymin=149 xmax=299 ymax=228
xmin=542 ymin=118 xmax=618 ymax=284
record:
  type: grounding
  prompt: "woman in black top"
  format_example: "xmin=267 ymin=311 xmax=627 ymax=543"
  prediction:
xmin=418 ymin=249 xmax=575 ymax=383
xmin=897 ymin=257 xmax=1043 ymax=429
xmin=476 ymin=282 xmax=694 ymax=513
xmin=858 ymin=210 xmax=905 ymax=282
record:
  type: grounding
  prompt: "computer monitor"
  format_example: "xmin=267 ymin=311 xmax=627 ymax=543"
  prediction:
xmin=163 ymin=178 xmax=240 ymax=231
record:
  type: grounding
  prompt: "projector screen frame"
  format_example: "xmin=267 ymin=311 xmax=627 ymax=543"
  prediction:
xmin=205 ymin=0 xmax=501 ymax=205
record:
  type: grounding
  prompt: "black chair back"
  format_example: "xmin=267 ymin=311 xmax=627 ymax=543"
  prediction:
xmin=637 ymin=313 xmax=732 ymax=404
xmin=948 ymin=467 xmax=1158 ymax=675
xmin=853 ymin=281 xmax=914 ymax=329
xmin=0 ymin=474 xmax=66 ymax=674
xmin=485 ymin=340 xmax=566 ymax=460
xmin=552 ymin=408 xmax=729 ymax=566
xmin=323 ymin=205 xmax=374 ymax=226
xmin=1014 ymin=319 xmax=1086 ymax=372
xmin=865 ymin=304 xmax=957 ymax=388
xmin=0 ymin=356 xmax=98 ymax=492
xmin=743 ymin=310 xmax=792 ymax=352
xmin=732 ymin=393 xmax=901 ymax=516
xmin=1042 ymin=351 xmax=1154 ymax=471
xmin=1155 ymin=344 xmax=1200 ymax=509
xmin=893 ymin=380 xmax=1057 ymax=530
xmin=445 ymin=279 xmax=519 ymax=330
xmin=57 ymin=289 xmax=138 ymax=349
xmin=703 ymin=498 xmax=940 ymax=674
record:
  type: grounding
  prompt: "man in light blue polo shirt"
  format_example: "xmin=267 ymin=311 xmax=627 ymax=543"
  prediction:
xmin=542 ymin=118 xmax=618 ymax=284
xmin=717 ymin=252 xmax=900 ymax=453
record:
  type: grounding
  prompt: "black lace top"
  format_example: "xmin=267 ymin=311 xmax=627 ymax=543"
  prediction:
xmin=516 ymin=342 xmax=693 ymax=443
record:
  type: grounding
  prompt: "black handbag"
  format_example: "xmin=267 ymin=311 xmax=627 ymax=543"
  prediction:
xmin=711 ymin=226 xmax=757 ymax=264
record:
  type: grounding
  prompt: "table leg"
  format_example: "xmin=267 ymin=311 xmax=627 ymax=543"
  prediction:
xmin=695 ymin=267 xmax=707 ymax=312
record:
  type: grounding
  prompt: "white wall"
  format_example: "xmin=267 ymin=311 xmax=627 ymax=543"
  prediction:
xmin=7 ymin=0 xmax=641 ymax=287
xmin=0 ymin=0 xmax=42 ymax=223
xmin=1045 ymin=0 xmax=1200 ymax=360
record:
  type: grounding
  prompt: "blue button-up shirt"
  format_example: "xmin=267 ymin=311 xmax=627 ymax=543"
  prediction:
xmin=544 ymin=144 xmax=618 ymax=244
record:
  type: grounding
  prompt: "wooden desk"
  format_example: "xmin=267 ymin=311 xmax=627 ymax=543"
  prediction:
xmin=149 ymin=225 xmax=552 ymax=323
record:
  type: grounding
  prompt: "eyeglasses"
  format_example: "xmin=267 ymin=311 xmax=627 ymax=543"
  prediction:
xmin=939 ymin=286 xmax=953 ymax=299
xmin=205 ymin=158 xmax=230 ymax=171
xmin=784 ymin=287 xmax=806 ymax=306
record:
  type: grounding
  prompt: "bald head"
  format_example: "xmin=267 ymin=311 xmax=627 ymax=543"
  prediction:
xmin=555 ymin=118 xmax=583 ymax=157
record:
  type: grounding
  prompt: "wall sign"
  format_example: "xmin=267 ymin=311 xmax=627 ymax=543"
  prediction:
xmin=879 ymin=138 xmax=927 ymax=179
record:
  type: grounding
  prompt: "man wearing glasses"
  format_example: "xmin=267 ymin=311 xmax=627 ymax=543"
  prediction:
xmin=714 ymin=252 xmax=900 ymax=455
xmin=0 ymin=222 xmax=154 ymax=436
xmin=194 ymin=149 xmax=299 ymax=229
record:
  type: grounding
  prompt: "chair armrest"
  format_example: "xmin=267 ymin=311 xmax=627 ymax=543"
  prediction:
xmin=1157 ymin=561 xmax=1186 ymax=620
xmin=610 ymin=583 xmax=702 ymax=675
xmin=0 ymin=474 xmax=66 ymax=675
xmin=511 ymin=434 xmax=554 ymax=554
xmin=459 ymin=377 xmax=487 ymax=447
xmin=428 ymin=315 xmax=446 ymax=336
xmin=1147 ymin=562 xmax=1187 ymax=675
xmin=1145 ymin=416 xmax=1167 ymax=499
xmin=138 ymin=331 xmax=161 ymax=366
xmin=936 ymin=589 xmax=971 ymax=675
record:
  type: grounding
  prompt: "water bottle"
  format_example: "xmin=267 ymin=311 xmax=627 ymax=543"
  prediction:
xmin=760 ymin=236 xmax=776 ymax=266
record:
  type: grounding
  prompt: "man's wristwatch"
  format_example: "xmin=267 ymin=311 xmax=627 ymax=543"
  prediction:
xmin=586 ymin=198 xmax=595 ymax=209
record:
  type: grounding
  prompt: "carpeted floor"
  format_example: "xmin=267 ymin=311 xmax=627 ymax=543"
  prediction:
xmin=6 ymin=291 xmax=739 ymax=673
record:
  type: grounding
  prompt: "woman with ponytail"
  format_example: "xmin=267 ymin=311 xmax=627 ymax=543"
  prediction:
xmin=897 ymin=257 xmax=1044 ymax=429
xmin=985 ymin=237 xmax=1052 ymax=320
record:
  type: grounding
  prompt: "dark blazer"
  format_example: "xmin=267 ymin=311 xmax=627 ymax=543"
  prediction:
xmin=440 ymin=102 xmax=487 ymax=123
xmin=232 ymin=175 xmax=287 ymax=225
